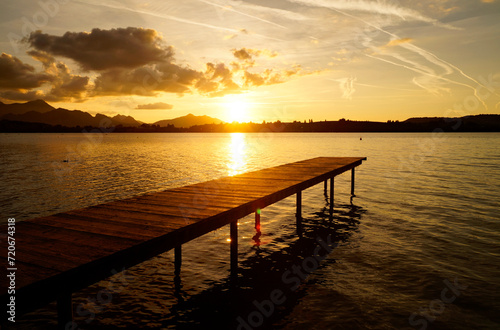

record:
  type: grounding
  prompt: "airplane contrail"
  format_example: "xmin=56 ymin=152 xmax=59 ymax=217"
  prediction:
xmin=353 ymin=81 xmax=420 ymax=92
xmin=197 ymin=0 xmax=288 ymax=29
xmin=286 ymin=0 xmax=460 ymax=30
xmin=327 ymin=6 xmax=490 ymax=110
xmin=74 ymin=0 xmax=286 ymax=41
xmin=365 ymin=54 xmax=489 ymax=110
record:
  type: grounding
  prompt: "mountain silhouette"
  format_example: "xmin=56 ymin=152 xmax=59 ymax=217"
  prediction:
xmin=154 ymin=113 xmax=223 ymax=128
xmin=1 ymin=108 xmax=142 ymax=127
xmin=0 ymin=99 xmax=54 ymax=116
xmin=0 ymin=100 xmax=222 ymax=129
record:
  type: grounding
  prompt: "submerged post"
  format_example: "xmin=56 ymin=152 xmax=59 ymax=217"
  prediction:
xmin=174 ymin=245 xmax=182 ymax=276
xmin=329 ymin=177 xmax=334 ymax=215
xmin=296 ymin=190 xmax=302 ymax=236
xmin=296 ymin=190 xmax=302 ymax=219
xmin=255 ymin=209 xmax=261 ymax=231
xmin=252 ymin=209 xmax=262 ymax=245
xmin=351 ymin=168 xmax=356 ymax=196
xmin=230 ymin=221 xmax=238 ymax=278
xmin=57 ymin=292 xmax=73 ymax=330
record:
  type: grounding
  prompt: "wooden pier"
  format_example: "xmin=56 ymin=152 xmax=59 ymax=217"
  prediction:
xmin=1 ymin=156 xmax=365 ymax=327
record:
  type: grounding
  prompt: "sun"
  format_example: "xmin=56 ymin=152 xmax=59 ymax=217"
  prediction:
xmin=225 ymin=99 xmax=250 ymax=123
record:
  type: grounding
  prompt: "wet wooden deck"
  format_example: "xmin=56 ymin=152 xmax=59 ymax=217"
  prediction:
xmin=1 ymin=156 xmax=365 ymax=326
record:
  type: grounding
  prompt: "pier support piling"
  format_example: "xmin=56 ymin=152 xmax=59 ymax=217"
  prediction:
xmin=57 ymin=292 xmax=73 ymax=330
xmin=329 ymin=177 xmax=334 ymax=216
xmin=351 ymin=168 xmax=356 ymax=196
xmin=296 ymin=190 xmax=302 ymax=237
xmin=255 ymin=209 xmax=261 ymax=231
xmin=174 ymin=245 xmax=182 ymax=276
xmin=230 ymin=221 xmax=238 ymax=278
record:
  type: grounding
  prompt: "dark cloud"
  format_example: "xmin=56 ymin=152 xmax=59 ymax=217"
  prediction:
xmin=152 ymin=62 xmax=201 ymax=93
xmin=196 ymin=62 xmax=241 ymax=97
xmin=136 ymin=102 xmax=173 ymax=110
xmin=0 ymin=28 xmax=310 ymax=102
xmin=28 ymin=50 xmax=89 ymax=102
xmin=232 ymin=48 xmax=278 ymax=61
xmin=0 ymin=90 xmax=45 ymax=101
xmin=231 ymin=48 xmax=279 ymax=71
xmin=26 ymin=27 xmax=172 ymax=71
xmin=232 ymin=48 xmax=257 ymax=68
xmin=0 ymin=53 xmax=52 ymax=89
xmin=0 ymin=51 xmax=89 ymax=103
xmin=233 ymin=48 xmax=253 ymax=61
xmin=93 ymin=67 xmax=161 ymax=97
xmin=92 ymin=63 xmax=201 ymax=97
xmin=45 ymin=73 xmax=89 ymax=102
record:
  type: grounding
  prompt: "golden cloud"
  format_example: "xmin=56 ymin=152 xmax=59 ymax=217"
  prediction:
xmin=1 ymin=28 xmax=312 ymax=102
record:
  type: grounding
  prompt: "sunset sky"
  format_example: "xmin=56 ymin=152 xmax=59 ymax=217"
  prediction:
xmin=0 ymin=0 xmax=499 ymax=123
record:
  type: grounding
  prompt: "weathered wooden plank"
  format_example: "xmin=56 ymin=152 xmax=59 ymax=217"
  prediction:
xmin=64 ymin=206 xmax=192 ymax=228
xmin=1 ymin=260 xmax=60 ymax=290
xmin=126 ymin=192 xmax=256 ymax=208
xmin=171 ymin=179 xmax=295 ymax=192
xmin=163 ymin=187 xmax=268 ymax=199
xmin=12 ymin=222 xmax=140 ymax=249
xmin=42 ymin=214 xmax=160 ymax=240
xmin=15 ymin=243 xmax=93 ymax=272
xmin=95 ymin=201 xmax=229 ymax=220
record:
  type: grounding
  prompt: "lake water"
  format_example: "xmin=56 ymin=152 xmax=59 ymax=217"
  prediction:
xmin=1 ymin=132 xmax=499 ymax=329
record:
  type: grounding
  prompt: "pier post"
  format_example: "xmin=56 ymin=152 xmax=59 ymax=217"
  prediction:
xmin=174 ymin=245 xmax=182 ymax=276
xmin=230 ymin=221 xmax=238 ymax=278
xmin=255 ymin=209 xmax=261 ymax=231
xmin=324 ymin=180 xmax=327 ymax=193
xmin=57 ymin=292 xmax=73 ymax=330
xmin=351 ymin=168 xmax=355 ymax=196
xmin=296 ymin=190 xmax=302 ymax=237
xmin=329 ymin=177 xmax=334 ymax=216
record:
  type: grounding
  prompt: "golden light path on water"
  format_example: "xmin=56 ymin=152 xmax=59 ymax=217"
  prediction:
xmin=225 ymin=133 xmax=268 ymax=246
xmin=227 ymin=132 xmax=247 ymax=176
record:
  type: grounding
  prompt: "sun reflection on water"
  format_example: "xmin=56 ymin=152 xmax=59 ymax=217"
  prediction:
xmin=227 ymin=133 xmax=247 ymax=176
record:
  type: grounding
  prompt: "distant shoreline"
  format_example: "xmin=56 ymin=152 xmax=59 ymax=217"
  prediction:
xmin=2 ymin=100 xmax=500 ymax=133
xmin=1 ymin=115 xmax=500 ymax=133
xmin=2 ymin=129 xmax=500 ymax=133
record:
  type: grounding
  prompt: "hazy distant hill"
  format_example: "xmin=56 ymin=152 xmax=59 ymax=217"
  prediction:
xmin=2 ymin=107 xmax=142 ymax=128
xmin=113 ymin=114 xmax=143 ymax=126
xmin=154 ymin=113 xmax=223 ymax=128
xmin=0 ymin=100 xmax=218 ymax=129
xmin=0 ymin=99 xmax=55 ymax=116
xmin=403 ymin=117 xmax=443 ymax=124
xmin=404 ymin=115 xmax=500 ymax=131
